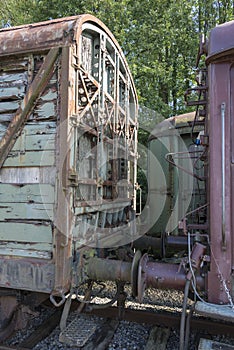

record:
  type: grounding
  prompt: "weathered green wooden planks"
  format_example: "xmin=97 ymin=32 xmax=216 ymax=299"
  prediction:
xmin=0 ymin=202 xmax=53 ymax=220
xmin=23 ymin=122 xmax=57 ymax=135
xmin=0 ymin=241 xmax=52 ymax=251
xmin=0 ymin=166 xmax=56 ymax=184
xmin=13 ymin=133 xmax=55 ymax=151
xmin=33 ymin=101 xmax=57 ymax=119
xmin=0 ymin=184 xmax=54 ymax=203
xmin=0 ymin=85 xmax=25 ymax=100
xmin=0 ymin=71 xmax=27 ymax=83
xmin=3 ymin=150 xmax=55 ymax=167
xmin=0 ymin=241 xmax=52 ymax=259
xmin=0 ymin=100 xmax=21 ymax=113
xmin=0 ymin=48 xmax=60 ymax=169
xmin=0 ymin=222 xmax=53 ymax=243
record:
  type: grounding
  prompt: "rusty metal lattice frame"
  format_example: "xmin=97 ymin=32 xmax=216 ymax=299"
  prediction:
xmin=0 ymin=15 xmax=138 ymax=298
xmin=73 ymin=24 xmax=138 ymax=208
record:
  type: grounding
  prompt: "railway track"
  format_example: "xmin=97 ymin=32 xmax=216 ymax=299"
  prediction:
xmin=0 ymin=300 xmax=234 ymax=350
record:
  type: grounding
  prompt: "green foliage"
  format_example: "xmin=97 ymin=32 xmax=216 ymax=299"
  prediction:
xmin=194 ymin=0 xmax=234 ymax=33
xmin=1 ymin=0 xmax=234 ymax=211
xmin=1 ymin=0 xmax=234 ymax=124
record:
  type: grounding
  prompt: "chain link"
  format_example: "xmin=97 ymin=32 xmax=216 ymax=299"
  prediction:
xmin=211 ymin=246 xmax=234 ymax=310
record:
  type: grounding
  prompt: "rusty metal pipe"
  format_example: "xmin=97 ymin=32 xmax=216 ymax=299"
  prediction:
xmin=87 ymin=257 xmax=131 ymax=282
xmin=145 ymin=262 xmax=204 ymax=291
xmin=145 ymin=262 xmax=187 ymax=291
xmin=133 ymin=236 xmax=161 ymax=251
xmin=166 ymin=235 xmax=190 ymax=249
xmin=133 ymin=235 xmax=190 ymax=253
xmin=86 ymin=257 xmax=205 ymax=293
xmin=133 ymin=235 xmax=193 ymax=252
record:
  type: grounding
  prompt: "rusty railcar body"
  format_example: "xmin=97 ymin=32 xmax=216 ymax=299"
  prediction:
xmin=0 ymin=15 xmax=138 ymax=331
xmin=144 ymin=19 xmax=234 ymax=317
xmin=183 ymin=19 xmax=234 ymax=308
xmin=145 ymin=19 xmax=234 ymax=310
xmin=205 ymin=21 xmax=234 ymax=304
xmin=1 ymin=14 xmax=234 ymax=348
xmin=137 ymin=21 xmax=234 ymax=347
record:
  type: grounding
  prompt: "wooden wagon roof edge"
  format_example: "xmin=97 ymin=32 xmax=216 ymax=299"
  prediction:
xmin=0 ymin=14 xmax=138 ymax=106
xmin=0 ymin=14 xmax=123 ymax=61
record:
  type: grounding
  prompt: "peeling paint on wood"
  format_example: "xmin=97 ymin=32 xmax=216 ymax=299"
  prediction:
xmin=0 ymin=258 xmax=54 ymax=292
xmin=0 ymin=86 xmax=25 ymax=100
xmin=23 ymin=122 xmax=57 ymax=134
xmin=0 ymin=72 xmax=28 ymax=84
xmin=0 ymin=184 xmax=54 ymax=203
xmin=13 ymin=133 xmax=55 ymax=151
xmin=0 ymin=202 xmax=53 ymax=220
xmin=0 ymin=222 xmax=52 ymax=243
xmin=0 ymin=100 xmax=21 ymax=113
xmin=0 ymin=58 xmax=28 ymax=71
xmin=0 ymin=247 xmax=52 ymax=259
xmin=0 ymin=166 xmax=56 ymax=184
xmin=0 ymin=47 xmax=60 ymax=168
xmin=33 ymin=101 xmax=56 ymax=119
xmin=3 ymin=150 xmax=55 ymax=167
xmin=0 ymin=15 xmax=138 ymax=294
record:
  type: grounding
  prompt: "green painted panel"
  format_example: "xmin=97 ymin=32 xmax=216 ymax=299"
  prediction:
xmin=34 ymin=101 xmax=56 ymax=118
xmin=0 ymin=184 xmax=55 ymax=203
xmin=26 ymin=134 xmax=55 ymax=151
xmin=13 ymin=133 xmax=55 ymax=151
xmin=3 ymin=150 xmax=55 ymax=167
xmin=0 ymin=222 xmax=53 ymax=243
xmin=0 ymin=86 xmax=25 ymax=100
xmin=40 ymin=88 xmax=57 ymax=101
xmin=0 ymin=72 xmax=27 ymax=83
xmin=0 ymin=166 xmax=56 ymax=184
xmin=0 ymin=241 xmax=52 ymax=251
xmin=0 ymin=202 xmax=53 ymax=220
xmin=0 ymin=100 xmax=21 ymax=113
xmin=23 ymin=122 xmax=57 ymax=135
xmin=0 ymin=247 xmax=52 ymax=259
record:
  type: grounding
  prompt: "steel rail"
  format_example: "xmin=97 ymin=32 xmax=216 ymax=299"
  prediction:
xmin=1 ymin=301 xmax=234 ymax=350
xmin=85 ymin=305 xmax=234 ymax=337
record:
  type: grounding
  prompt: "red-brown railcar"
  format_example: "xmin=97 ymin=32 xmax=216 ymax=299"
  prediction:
xmin=0 ymin=14 xmax=234 ymax=350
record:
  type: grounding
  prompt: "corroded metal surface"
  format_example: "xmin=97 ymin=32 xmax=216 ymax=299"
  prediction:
xmin=59 ymin=314 xmax=100 ymax=347
xmin=195 ymin=301 xmax=234 ymax=323
xmin=207 ymin=25 xmax=233 ymax=304
xmin=207 ymin=20 xmax=234 ymax=62
xmin=0 ymin=15 xmax=138 ymax=303
xmin=87 ymin=257 xmax=132 ymax=282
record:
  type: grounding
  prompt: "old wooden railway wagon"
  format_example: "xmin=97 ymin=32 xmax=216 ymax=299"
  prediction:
xmin=0 ymin=15 xmax=138 ymax=330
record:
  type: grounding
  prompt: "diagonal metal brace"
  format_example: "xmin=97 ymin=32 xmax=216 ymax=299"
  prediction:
xmin=0 ymin=47 xmax=60 ymax=169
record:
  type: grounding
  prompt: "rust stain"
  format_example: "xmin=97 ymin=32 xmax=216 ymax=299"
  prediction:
xmin=0 ymin=48 xmax=60 ymax=169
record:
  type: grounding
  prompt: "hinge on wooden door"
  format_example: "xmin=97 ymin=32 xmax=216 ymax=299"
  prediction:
xmin=68 ymin=168 xmax=78 ymax=187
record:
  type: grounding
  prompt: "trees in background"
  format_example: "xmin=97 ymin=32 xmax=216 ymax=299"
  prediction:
xmin=0 ymin=0 xmax=233 ymax=210
xmin=0 ymin=0 xmax=233 ymax=117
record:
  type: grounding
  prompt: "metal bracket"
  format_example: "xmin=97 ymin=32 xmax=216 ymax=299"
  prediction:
xmin=50 ymin=293 xmax=66 ymax=307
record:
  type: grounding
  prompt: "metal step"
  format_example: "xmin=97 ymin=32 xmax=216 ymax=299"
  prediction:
xmin=198 ymin=338 xmax=234 ymax=350
xmin=195 ymin=301 xmax=234 ymax=323
xmin=59 ymin=313 xmax=102 ymax=347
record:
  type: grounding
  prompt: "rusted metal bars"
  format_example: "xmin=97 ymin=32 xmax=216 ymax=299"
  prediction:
xmin=221 ymin=102 xmax=227 ymax=249
xmin=87 ymin=257 xmax=132 ymax=282
xmin=53 ymin=46 xmax=73 ymax=300
xmin=86 ymin=255 xmax=205 ymax=295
